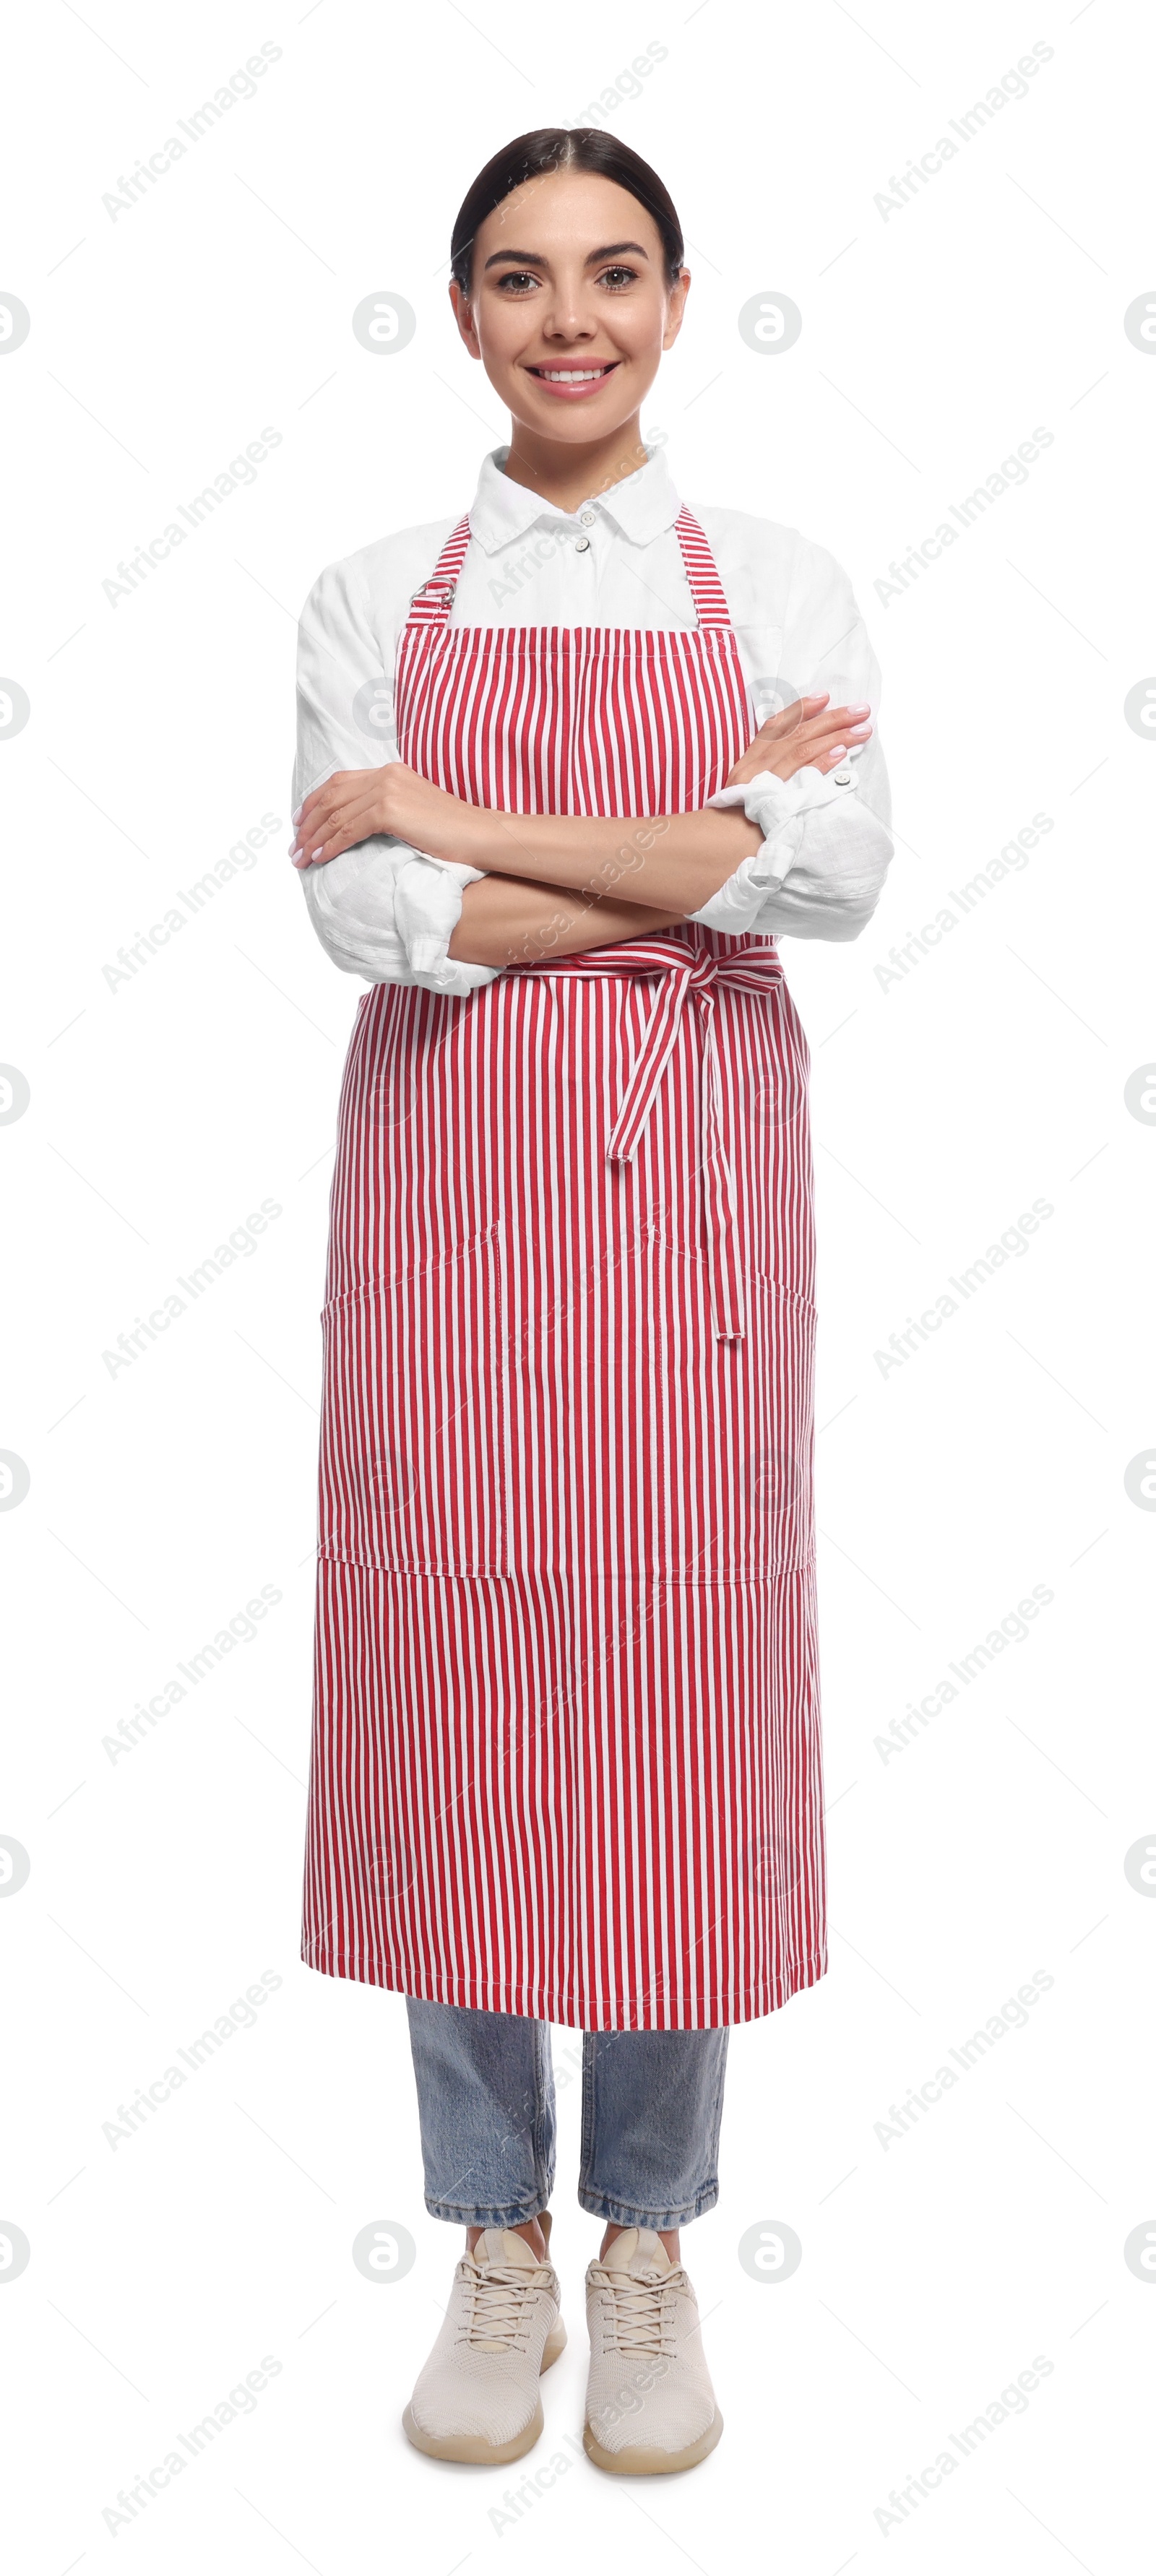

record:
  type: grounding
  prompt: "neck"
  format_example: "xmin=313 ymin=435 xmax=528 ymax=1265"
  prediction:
xmin=501 ymin=414 xmax=650 ymax=516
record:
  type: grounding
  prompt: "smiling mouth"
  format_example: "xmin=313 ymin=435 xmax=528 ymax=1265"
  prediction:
xmin=525 ymin=362 xmax=621 ymax=383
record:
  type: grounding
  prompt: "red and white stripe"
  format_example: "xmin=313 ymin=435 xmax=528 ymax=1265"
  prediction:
xmin=302 ymin=508 xmax=827 ymax=2031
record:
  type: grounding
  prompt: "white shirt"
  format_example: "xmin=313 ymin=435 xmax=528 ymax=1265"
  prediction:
xmin=293 ymin=444 xmax=894 ymax=994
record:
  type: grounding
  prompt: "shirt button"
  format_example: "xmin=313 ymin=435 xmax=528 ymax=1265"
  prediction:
xmin=579 ymin=511 xmax=595 ymax=527
xmin=574 ymin=537 xmax=590 ymax=553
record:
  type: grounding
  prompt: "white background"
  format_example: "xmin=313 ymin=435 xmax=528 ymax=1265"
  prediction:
xmin=2 ymin=1 xmax=1154 ymax=2568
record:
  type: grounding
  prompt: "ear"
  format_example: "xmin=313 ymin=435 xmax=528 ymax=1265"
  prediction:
xmin=661 ymin=269 xmax=691 ymax=353
xmin=448 ymin=280 xmax=482 ymax=361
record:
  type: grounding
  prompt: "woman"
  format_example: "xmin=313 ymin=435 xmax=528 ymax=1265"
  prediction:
xmin=292 ymin=126 xmax=892 ymax=2478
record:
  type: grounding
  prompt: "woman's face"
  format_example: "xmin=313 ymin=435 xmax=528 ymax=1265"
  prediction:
xmin=450 ymin=166 xmax=689 ymax=444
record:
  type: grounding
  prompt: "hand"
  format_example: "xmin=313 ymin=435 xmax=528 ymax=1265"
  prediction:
xmin=726 ymin=693 xmax=873 ymax=791
xmin=290 ymin=763 xmax=470 ymax=868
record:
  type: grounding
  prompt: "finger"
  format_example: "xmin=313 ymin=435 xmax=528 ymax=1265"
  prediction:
xmin=804 ymin=701 xmax=869 ymax=730
xmin=759 ymin=693 xmax=829 ymax=735
xmin=820 ymin=702 xmax=871 ymax=730
xmin=808 ymin=722 xmax=873 ymax=752
xmin=767 ymin=742 xmax=849 ymax=782
xmin=291 ymin=765 xmax=398 ymax=854
xmin=290 ymin=785 xmax=369 ymax=853
xmin=291 ymin=773 xmax=362 ymax=845
xmin=290 ymin=796 xmax=353 ymax=862
xmin=290 ymin=792 xmax=334 ymax=853
xmin=798 ymin=731 xmax=872 ymax=775
xmin=754 ymin=701 xmax=852 ymax=757
xmin=296 ymin=774 xmax=350 ymax=824
xmin=290 ymin=802 xmax=342 ymax=856
xmin=294 ymin=793 xmax=385 ymax=865
xmin=294 ymin=825 xmax=354 ymax=868
xmin=796 ymin=709 xmax=873 ymax=749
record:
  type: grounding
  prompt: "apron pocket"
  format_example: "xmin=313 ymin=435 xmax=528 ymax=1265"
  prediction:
xmin=736 ymin=1279 xmax=816 ymax=1576
xmin=499 ymin=1230 xmax=815 ymax=1581
xmin=318 ymin=1222 xmax=506 ymax=1575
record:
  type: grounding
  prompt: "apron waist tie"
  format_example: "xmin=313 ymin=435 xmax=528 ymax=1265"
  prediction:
xmin=508 ymin=938 xmax=784 ymax=1340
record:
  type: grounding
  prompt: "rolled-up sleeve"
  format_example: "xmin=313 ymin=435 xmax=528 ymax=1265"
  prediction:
xmin=293 ymin=557 xmax=498 ymax=993
xmin=759 ymin=541 xmax=892 ymax=939
xmin=691 ymin=535 xmax=894 ymax=943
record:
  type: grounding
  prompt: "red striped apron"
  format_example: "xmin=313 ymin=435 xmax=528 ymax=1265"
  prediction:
xmin=301 ymin=506 xmax=826 ymax=2030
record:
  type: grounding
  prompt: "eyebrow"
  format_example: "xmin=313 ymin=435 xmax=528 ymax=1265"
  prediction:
xmin=481 ymin=241 xmax=651 ymax=272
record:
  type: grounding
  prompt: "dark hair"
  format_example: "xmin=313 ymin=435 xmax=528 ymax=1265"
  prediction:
xmin=450 ymin=128 xmax=684 ymax=299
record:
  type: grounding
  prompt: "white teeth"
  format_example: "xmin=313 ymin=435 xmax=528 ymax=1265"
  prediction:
xmin=538 ymin=367 xmax=610 ymax=382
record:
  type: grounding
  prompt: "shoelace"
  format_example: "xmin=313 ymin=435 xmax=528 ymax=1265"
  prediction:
xmin=592 ymin=2262 xmax=688 ymax=2358
xmin=457 ymin=2257 xmax=548 ymax=2352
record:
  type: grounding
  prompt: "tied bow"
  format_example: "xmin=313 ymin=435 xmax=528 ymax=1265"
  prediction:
xmin=512 ymin=936 xmax=784 ymax=1340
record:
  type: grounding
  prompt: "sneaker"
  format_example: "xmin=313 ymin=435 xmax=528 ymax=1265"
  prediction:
xmin=583 ymin=2226 xmax=722 ymax=2474
xmin=402 ymin=2213 xmax=566 ymax=2465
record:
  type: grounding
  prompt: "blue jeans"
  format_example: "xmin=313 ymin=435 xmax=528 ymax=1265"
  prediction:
xmin=405 ymin=2000 xmax=730 ymax=2232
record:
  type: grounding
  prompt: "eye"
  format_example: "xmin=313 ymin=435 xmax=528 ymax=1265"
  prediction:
xmin=598 ymin=264 xmax=639 ymax=290
xmin=494 ymin=269 xmax=540 ymax=295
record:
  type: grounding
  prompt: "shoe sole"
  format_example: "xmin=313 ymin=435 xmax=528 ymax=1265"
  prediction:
xmin=582 ymin=2406 xmax=724 ymax=2476
xmin=402 ymin=2319 xmax=567 ymax=2465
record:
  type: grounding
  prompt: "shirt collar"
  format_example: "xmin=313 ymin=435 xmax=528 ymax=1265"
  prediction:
xmin=466 ymin=441 xmax=682 ymax=555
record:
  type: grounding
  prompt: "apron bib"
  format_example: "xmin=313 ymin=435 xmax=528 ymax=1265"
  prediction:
xmin=301 ymin=509 xmax=826 ymax=2030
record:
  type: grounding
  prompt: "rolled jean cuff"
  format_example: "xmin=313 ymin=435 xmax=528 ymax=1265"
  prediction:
xmin=577 ymin=2180 xmax=721 ymax=2231
xmin=423 ymin=2189 xmax=553 ymax=2229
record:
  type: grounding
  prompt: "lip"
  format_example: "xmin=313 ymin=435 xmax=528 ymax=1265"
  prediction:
xmin=524 ymin=360 xmax=622 ymax=401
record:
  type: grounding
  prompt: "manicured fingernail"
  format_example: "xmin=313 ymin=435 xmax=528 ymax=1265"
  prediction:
xmin=847 ymin=702 xmax=871 ymax=717
xmin=311 ymin=847 xmax=324 ymax=860
xmin=827 ymin=745 xmax=847 ymax=760
xmin=292 ymin=803 xmax=303 ymax=821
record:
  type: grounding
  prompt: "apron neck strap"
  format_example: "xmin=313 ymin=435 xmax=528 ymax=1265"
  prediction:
xmin=673 ymin=507 xmax=733 ymax=628
xmin=406 ymin=515 xmax=472 ymax=623
xmin=404 ymin=505 xmax=735 ymax=631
